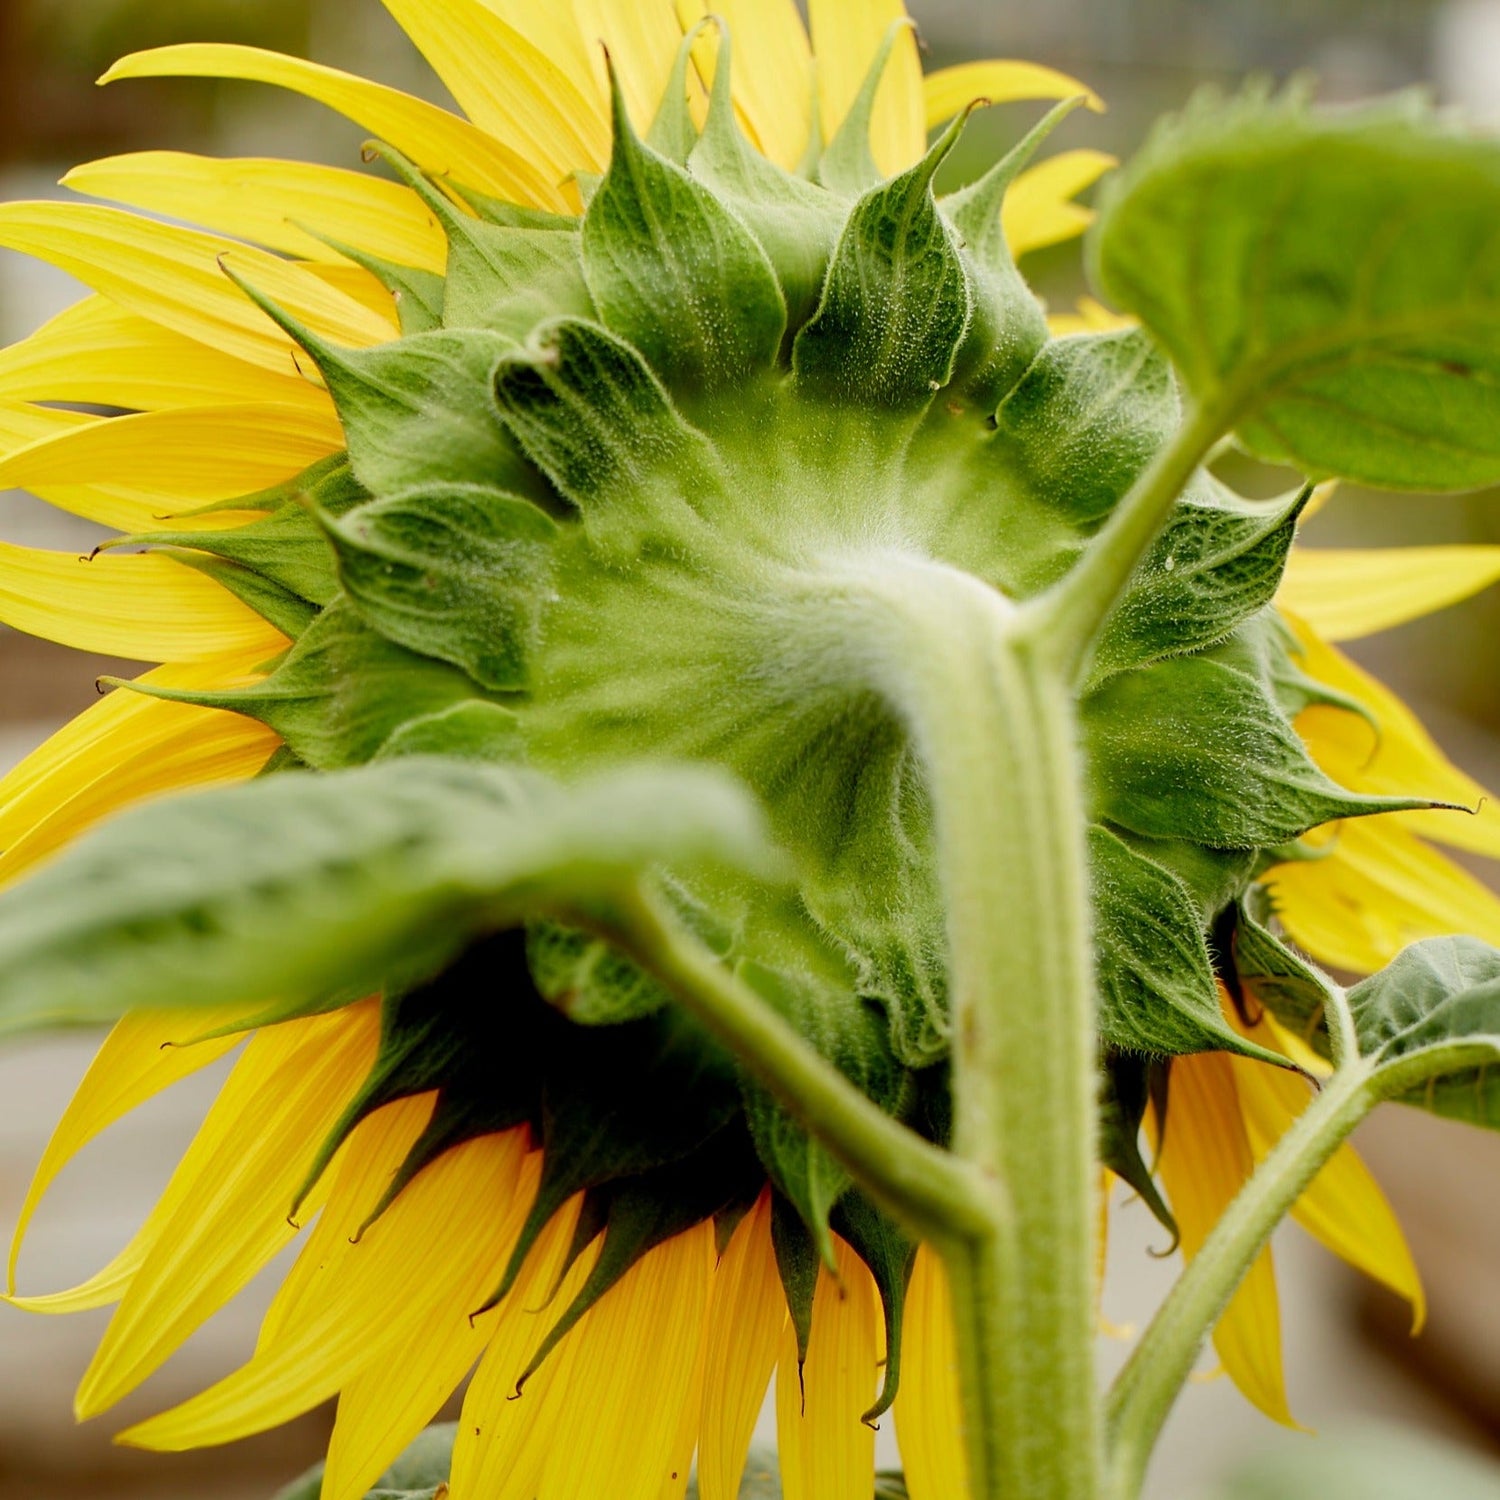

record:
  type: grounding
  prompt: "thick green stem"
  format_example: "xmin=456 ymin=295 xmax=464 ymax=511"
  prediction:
xmin=1104 ymin=1061 xmax=1377 ymax=1500
xmin=1037 ymin=397 xmax=1234 ymax=683
xmin=609 ymin=886 xmax=1001 ymax=1241
xmin=793 ymin=554 xmax=1102 ymax=1500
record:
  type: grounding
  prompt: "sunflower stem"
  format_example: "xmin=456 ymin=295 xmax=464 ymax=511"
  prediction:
xmin=788 ymin=552 xmax=1103 ymax=1500
xmin=1103 ymin=1060 xmax=1377 ymax=1500
xmin=607 ymin=885 xmax=1003 ymax=1243
xmin=1035 ymin=395 xmax=1236 ymax=685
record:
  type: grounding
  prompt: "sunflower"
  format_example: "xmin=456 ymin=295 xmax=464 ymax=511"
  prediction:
xmin=0 ymin=3 xmax=1491 ymax=1497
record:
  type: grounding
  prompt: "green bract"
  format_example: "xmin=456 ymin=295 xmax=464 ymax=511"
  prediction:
xmin=0 ymin=55 xmax=1469 ymax=1403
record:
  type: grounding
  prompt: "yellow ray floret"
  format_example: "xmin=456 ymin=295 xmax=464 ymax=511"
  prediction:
xmin=6 ymin=1009 xmax=249 ymax=1294
xmin=696 ymin=1192 xmax=788 ymax=1500
xmin=0 ymin=296 xmax=333 ymax=414
xmin=0 ymin=654 xmax=275 ymax=856
xmin=380 ymin=0 xmax=610 ymax=182
xmin=1154 ymin=1051 xmax=1296 ymax=1426
xmin=896 ymin=1247 xmax=970 ymax=1500
xmin=1266 ymin=816 xmax=1500 ymax=974
xmin=0 ymin=705 xmax=280 ymax=887
xmin=63 ymin=154 xmax=449 ymax=274
xmin=75 ymin=1004 xmax=380 ymax=1419
xmin=538 ymin=1223 xmax=714 ymax=1500
xmin=315 ymin=1148 xmax=547 ymax=1500
xmin=448 ymin=1195 xmax=598 ymax=1500
xmin=1228 ymin=1050 xmax=1424 ymax=1330
xmin=120 ymin=1124 xmax=528 ymax=1449
xmin=676 ymin=0 xmax=813 ymax=171
xmin=1280 ymin=545 xmax=1500 ymax=642
xmin=1004 ymin=150 xmax=1118 ymax=258
xmin=254 ymin=1093 xmax=436 ymax=1350
xmin=0 ymin=542 xmax=287 ymax=663
xmin=808 ymin=0 xmax=925 ymax=180
xmin=1289 ymin=615 xmax=1500 ymax=859
xmin=0 ymin=203 xmax=395 ymax=375
xmin=102 ymin=45 xmax=565 ymax=210
xmin=923 ymin=60 xmax=1104 ymax=126
xmin=0 ymin=402 xmax=343 ymax=532
xmin=572 ymin=0 xmax=699 ymax=136
xmin=776 ymin=1236 xmax=882 ymax=1500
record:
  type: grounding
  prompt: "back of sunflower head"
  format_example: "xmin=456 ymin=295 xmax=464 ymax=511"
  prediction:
xmin=8 ymin=10 xmax=1500 ymax=1500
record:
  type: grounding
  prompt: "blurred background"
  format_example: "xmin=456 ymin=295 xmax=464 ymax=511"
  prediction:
xmin=3 ymin=1 xmax=1500 ymax=1497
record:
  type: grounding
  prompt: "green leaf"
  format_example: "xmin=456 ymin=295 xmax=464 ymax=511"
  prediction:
xmin=0 ymin=756 xmax=774 ymax=1038
xmin=739 ymin=961 xmax=908 ymax=1263
xmin=225 ymin=265 xmax=548 ymax=505
xmin=165 ymin=550 xmax=318 ymax=639
xmin=366 ymin=142 xmax=593 ymax=338
xmin=493 ymin=317 xmax=730 ymax=530
xmin=373 ymin=701 xmax=523 ymax=763
xmin=323 ymin=483 xmax=557 ymax=692
xmin=1089 ymin=825 xmax=1282 ymax=1061
xmin=526 ymin=920 xmax=670 ymax=1024
xmin=1082 ymin=654 xmax=1438 ymax=848
xmin=123 ymin=599 xmax=486 ymax=770
xmin=645 ymin=20 xmax=710 ymax=165
xmin=990 ymin=328 xmax=1176 ymax=526
xmin=584 ymin=60 xmax=787 ymax=390
xmin=1092 ymin=86 xmax=1500 ymax=491
xmin=688 ymin=34 xmax=844 ymax=330
xmin=1350 ymin=936 xmax=1500 ymax=1125
xmin=794 ymin=114 xmax=974 ymax=407
xmin=1089 ymin=485 xmax=1304 ymax=681
xmin=831 ymin=1189 xmax=916 ymax=1422
xmin=306 ymin=228 xmax=447 ymax=335
xmin=943 ymin=100 xmax=1079 ymax=406
xmin=115 ymin=499 xmax=341 ymax=607
xmin=1099 ymin=1053 xmax=1176 ymax=1238
xmin=817 ymin=20 xmax=913 ymax=196
xmin=1225 ymin=898 xmax=1333 ymax=1049
xmin=488 ymin=1006 xmax=744 ymax=1306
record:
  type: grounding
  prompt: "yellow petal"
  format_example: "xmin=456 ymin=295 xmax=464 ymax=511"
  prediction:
xmin=76 ymin=1003 xmax=381 ymax=1419
xmin=448 ymin=1194 xmax=598 ymax=1500
xmin=923 ymin=60 xmax=1102 ymax=128
xmin=1003 ymin=149 xmax=1117 ymax=258
xmin=102 ymin=45 xmax=564 ymax=209
xmin=1047 ymin=296 xmax=1134 ymax=338
xmin=1287 ymin=615 xmax=1500 ymax=860
xmin=697 ymin=1192 xmax=787 ymax=1500
xmin=896 ymin=1246 xmax=969 ymax=1500
xmin=776 ymin=1236 xmax=881 ymax=1500
xmin=1266 ymin=817 xmax=1500 ymax=974
xmin=690 ymin=0 xmax=813 ymax=171
xmin=808 ymin=0 xmax=925 ymax=179
xmin=0 ymin=297 xmax=332 ymax=414
xmin=63 ymin=153 xmax=449 ymax=273
xmin=572 ymin=0 xmax=694 ymax=133
xmin=481 ymin=2 xmax=595 ymax=84
xmin=539 ymin=1222 xmax=716 ymax=1500
xmin=0 ymin=654 xmax=272 ymax=857
xmin=1279 ymin=546 xmax=1500 ymax=643
xmin=0 ymin=402 xmax=343 ymax=532
xmin=1154 ymin=1053 xmax=1296 ymax=1425
xmin=254 ymin=1093 xmax=437 ymax=1350
xmin=381 ymin=0 xmax=609 ymax=180
xmin=6 ymin=1237 xmax=149 ymax=1315
xmin=7 ymin=1009 xmax=248 ymax=1293
xmin=1228 ymin=1051 xmax=1425 ymax=1331
xmin=0 ymin=706 xmax=280 ymax=887
xmin=317 ymin=1146 xmax=544 ymax=1500
xmin=0 ymin=202 xmax=396 ymax=378
xmin=119 ymin=1125 xmax=528 ymax=1449
xmin=0 ymin=541 xmax=287 ymax=662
